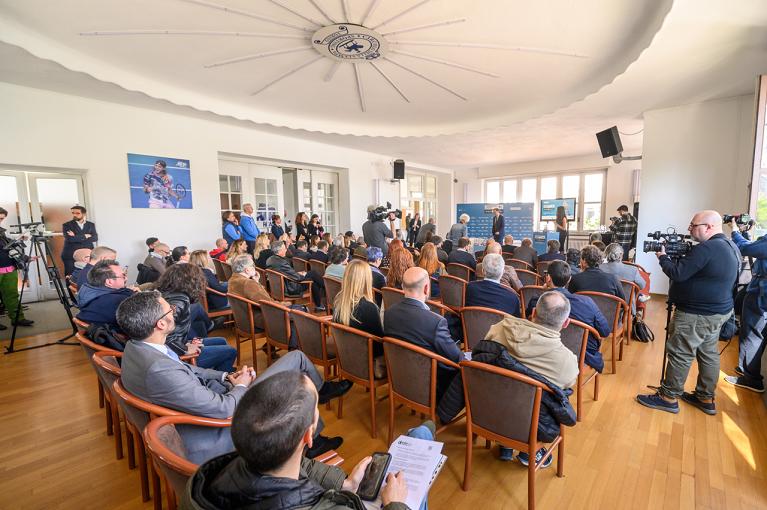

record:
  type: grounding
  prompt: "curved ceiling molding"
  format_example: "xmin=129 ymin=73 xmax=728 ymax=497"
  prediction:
xmin=0 ymin=0 xmax=673 ymax=137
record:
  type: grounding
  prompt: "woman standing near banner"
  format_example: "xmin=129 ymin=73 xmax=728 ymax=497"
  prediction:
xmin=555 ymin=205 xmax=569 ymax=253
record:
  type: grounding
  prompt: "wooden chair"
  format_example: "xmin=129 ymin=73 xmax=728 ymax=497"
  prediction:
xmin=446 ymin=263 xmax=474 ymax=282
xmin=461 ymin=306 xmax=507 ymax=352
xmin=460 ymin=360 xmax=564 ymax=508
xmin=68 ymin=280 xmax=79 ymax=300
xmin=620 ymin=279 xmax=642 ymax=342
xmin=328 ymin=322 xmax=388 ymax=438
xmin=144 ymin=416 xmax=342 ymax=510
xmin=212 ymin=258 xmax=227 ymax=281
xmin=508 ymin=258 xmax=534 ymax=271
xmin=379 ymin=266 xmax=389 ymax=277
xmin=559 ymin=320 xmax=601 ymax=421
xmin=265 ymin=269 xmax=313 ymax=307
xmin=73 ymin=317 xmax=90 ymax=334
xmin=259 ymin=300 xmax=292 ymax=366
xmin=201 ymin=287 xmax=233 ymax=325
xmin=576 ymin=291 xmax=628 ymax=374
xmin=323 ymin=276 xmax=343 ymax=314
xmin=426 ymin=299 xmax=460 ymax=320
xmin=352 ymin=253 xmax=368 ymax=262
xmin=439 ymin=274 xmax=467 ymax=312
xmin=381 ymin=286 xmax=406 ymax=311
xmin=292 ymin=257 xmax=309 ymax=273
xmin=76 ymin=330 xmax=112 ymax=412
xmin=290 ymin=309 xmax=337 ymax=381
xmin=382 ymin=336 xmax=462 ymax=444
xmin=227 ymin=292 xmax=266 ymax=367
xmin=519 ymin=285 xmax=546 ymax=319
xmin=92 ymin=351 xmax=124 ymax=461
xmin=309 ymin=259 xmax=327 ymax=277
xmin=220 ymin=260 xmax=233 ymax=281
xmin=516 ymin=269 xmax=540 ymax=287
xmin=536 ymin=261 xmax=552 ymax=277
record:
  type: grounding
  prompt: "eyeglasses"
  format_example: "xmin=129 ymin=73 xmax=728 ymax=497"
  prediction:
xmin=155 ymin=304 xmax=177 ymax=324
xmin=688 ymin=223 xmax=711 ymax=229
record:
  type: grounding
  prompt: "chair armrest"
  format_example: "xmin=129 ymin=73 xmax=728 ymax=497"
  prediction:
xmin=180 ymin=353 xmax=199 ymax=365
xmin=206 ymin=286 xmax=227 ymax=297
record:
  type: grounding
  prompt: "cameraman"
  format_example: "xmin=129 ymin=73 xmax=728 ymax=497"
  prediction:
xmin=637 ymin=210 xmax=740 ymax=415
xmin=608 ymin=205 xmax=637 ymax=261
xmin=726 ymin=218 xmax=767 ymax=393
xmin=362 ymin=206 xmax=394 ymax=256
xmin=0 ymin=207 xmax=34 ymax=329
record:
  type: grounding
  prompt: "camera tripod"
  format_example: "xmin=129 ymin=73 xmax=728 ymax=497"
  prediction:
xmin=5 ymin=235 xmax=78 ymax=354
xmin=646 ymin=296 xmax=674 ymax=391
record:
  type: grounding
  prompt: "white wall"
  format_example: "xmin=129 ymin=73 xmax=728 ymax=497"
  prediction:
xmin=0 ymin=83 xmax=454 ymax=274
xmin=636 ymin=94 xmax=755 ymax=293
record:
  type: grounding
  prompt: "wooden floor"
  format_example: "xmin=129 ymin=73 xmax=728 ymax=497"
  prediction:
xmin=1 ymin=298 xmax=766 ymax=510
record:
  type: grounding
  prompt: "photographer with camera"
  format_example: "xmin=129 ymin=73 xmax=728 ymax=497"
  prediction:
xmin=636 ymin=211 xmax=740 ymax=415
xmin=363 ymin=204 xmax=395 ymax=256
xmin=0 ymin=207 xmax=34 ymax=329
xmin=725 ymin=214 xmax=767 ymax=393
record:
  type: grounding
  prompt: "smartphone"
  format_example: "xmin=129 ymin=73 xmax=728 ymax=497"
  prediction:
xmin=357 ymin=452 xmax=392 ymax=501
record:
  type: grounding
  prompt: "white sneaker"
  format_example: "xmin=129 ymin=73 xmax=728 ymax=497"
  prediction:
xmin=638 ymin=294 xmax=651 ymax=303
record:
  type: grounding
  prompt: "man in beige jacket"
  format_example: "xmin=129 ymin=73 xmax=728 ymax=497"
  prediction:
xmin=484 ymin=290 xmax=579 ymax=389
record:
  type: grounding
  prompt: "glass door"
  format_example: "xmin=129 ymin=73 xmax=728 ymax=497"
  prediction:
xmin=311 ymin=171 xmax=339 ymax=235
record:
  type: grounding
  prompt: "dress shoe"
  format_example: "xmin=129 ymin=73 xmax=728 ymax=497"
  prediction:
xmin=305 ymin=435 xmax=343 ymax=459
xmin=318 ymin=379 xmax=353 ymax=404
xmin=12 ymin=319 xmax=34 ymax=327
xmin=0 ymin=323 xmax=7 ymax=330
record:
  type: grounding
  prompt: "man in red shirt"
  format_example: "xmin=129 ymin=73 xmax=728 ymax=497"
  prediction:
xmin=209 ymin=238 xmax=228 ymax=261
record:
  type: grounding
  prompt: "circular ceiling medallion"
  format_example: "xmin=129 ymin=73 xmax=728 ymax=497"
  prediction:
xmin=312 ymin=24 xmax=388 ymax=62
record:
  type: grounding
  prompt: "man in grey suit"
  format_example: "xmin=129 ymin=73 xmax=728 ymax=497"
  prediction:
xmin=116 ymin=291 xmax=351 ymax=464
xmin=415 ymin=217 xmax=437 ymax=246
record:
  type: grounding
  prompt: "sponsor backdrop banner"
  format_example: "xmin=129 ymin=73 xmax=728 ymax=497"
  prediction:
xmin=456 ymin=203 xmax=534 ymax=241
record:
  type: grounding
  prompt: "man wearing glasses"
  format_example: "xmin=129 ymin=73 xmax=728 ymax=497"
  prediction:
xmin=637 ymin=210 xmax=740 ymax=416
xmin=76 ymin=259 xmax=135 ymax=331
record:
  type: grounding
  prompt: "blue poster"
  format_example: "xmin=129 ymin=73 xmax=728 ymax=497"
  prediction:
xmin=127 ymin=153 xmax=193 ymax=209
xmin=456 ymin=203 xmax=534 ymax=240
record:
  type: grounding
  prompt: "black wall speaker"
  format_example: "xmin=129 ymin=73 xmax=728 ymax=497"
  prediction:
xmin=596 ymin=126 xmax=623 ymax=158
xmin=393 ymin=159 xmax=405 ymax=179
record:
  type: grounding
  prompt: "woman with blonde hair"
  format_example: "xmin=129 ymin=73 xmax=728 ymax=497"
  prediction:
xmin=189 ymin=250 xmax=229 ymax=310
xmin=386 ymin=245 xmax=415 ymax=289
xmin=226 ymin=239 xmax=248 ymax=264
xmin=253 ymin=234 xmax=272 ymax=268
xmin=417 ymin=242 xmax=445 ymax=298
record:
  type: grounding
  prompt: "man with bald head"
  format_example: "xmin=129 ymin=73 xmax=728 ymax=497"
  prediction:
xmin=476 ymin=241 xmax=523 ymax=290
xmin=637 ymin=210 xmax=740 ymax=416
xmin=384 ymin=267 xmax=462 ymax=398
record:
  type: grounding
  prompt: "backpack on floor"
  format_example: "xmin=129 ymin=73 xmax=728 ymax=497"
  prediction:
xmin=632 ymin=316 xmax=655 ymax=343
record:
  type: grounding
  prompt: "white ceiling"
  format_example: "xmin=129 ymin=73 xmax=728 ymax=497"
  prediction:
xmin=1 ymin=0 xmax=766 ymax=168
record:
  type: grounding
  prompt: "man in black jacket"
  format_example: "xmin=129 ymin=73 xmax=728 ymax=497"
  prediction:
xmin=447 ymin=237 xmax=477 ymax=272
xmin=62 ymin=205 xmax=97 ymax=276
xmin=491 ymin=207 xmax=505 ymax=243
xmin=568 ymin=245 xmax=625 ymax=301
xmin=637 ymin=211 xmax=740 ymax=416
xmin=266 ymin=241 xmax=325 ymax=310
xmin=76 ymin=259 xmax=134 ymax=330
xmin=309 ymin=240 xmax=329 ymax=263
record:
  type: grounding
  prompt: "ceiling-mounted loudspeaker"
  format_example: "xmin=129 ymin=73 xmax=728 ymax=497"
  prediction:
xmin=596 ymin=126 xmax=623 ymax=158
xmin=393 ymin=159 xmax=405 ymax=180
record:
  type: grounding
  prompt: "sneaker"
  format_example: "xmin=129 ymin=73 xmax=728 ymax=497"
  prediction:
xmin=734 ymin=366 xmax=744 ymax=377
xmin=724 ymin=375 xmax=765 ymax=393
xmin=318 ymin=379 xmax=353 ymax=404
xmin=516 ymin=448 xmax=553 ymax=468
xmin=499 ymin=447 xmax=514 ymax=462
xmin=638 ymin=294 xmax=652 ymax=303
xmin=636 ymin=393 xmax=679 ymax=414
xmin=421 ymin=420 xmax=436 ymax=438
xmin=306 ymin=435 xmax=343 ymax=459
xmin=680 ymin=392 xmax=717 ymax=415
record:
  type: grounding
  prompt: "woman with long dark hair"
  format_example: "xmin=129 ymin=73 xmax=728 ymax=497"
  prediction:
xmin=555 ymin=205 xmax=569 ymax=253
xmin=222 ymin=211 xmax=241 ymax=246
xmin=294 ymin=212 xmax=308 ymax=241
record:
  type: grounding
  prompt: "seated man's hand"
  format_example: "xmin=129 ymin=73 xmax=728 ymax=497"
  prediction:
xmin=298 ymin=271 xmax=307 ymax=276
xmin=190 ymin=338 xmax=203 ymax=346
xmin=185 ymin=343 xmax=201 ymax=355
xmin=381 ymin=471 xmax=408 ymax=506
xmin=342 ymin=456 xmax=371 ymax=493
xmin=230 ymin=365 xmax=255 ymax=386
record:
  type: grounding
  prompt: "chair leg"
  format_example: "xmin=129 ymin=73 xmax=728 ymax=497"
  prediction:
xmin=105 ymin=396 xmax=114 ymax=436
xmin=135 ymin=431 xmax=150 ymax=502
xmin=126 ymin=428 xmax=136 ymax=469
xmin=612 ymin=335 xmax=618 ymax=374
xmin=528 ymin=450 xmax=536 ymax=510
xmin=265 ymin=342 xmax=273 ymax=367
xmin=618 ymin=332 xmax=624 ymax=361
xmin=324 ymin=365 xmax=332 ymax=410
xmin=388 ymin=393 xmax=395 ymax=445
xmin=150 ymin=460 xmax=162 ymax=510
xmin=337 ymin=394 xmax=343 ymax=419
xmin=165 ymin=476 xmax=176 ymax=510
xmin=112 ymin=402 xmax=123 ymax=460
xmin=98 ymin=379 xmax=105 ymax=409
xmin=370 ymin=385 xmax=377 ymax=438
xmin=557 ymin=435 xmax=565 ymax=478
xmin=234 ymin=331 xmax=241 ymax=365
xmin=463 ymin=423 xmax=473 ymax=491
xmin=594 ymin=373 xmax=600 ymax=401
xmin=576 ymin=377 xmax=583 ymax=423
xmin=250 ymin=335 xmax=257 ymax=370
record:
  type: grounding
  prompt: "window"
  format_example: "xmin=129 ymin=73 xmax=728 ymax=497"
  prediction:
xmin=486 ymin=181 xmax=500 ymax=203
xmin=316 ymin=182 xmax=336 ymax=233
xmin=521 ymin=179 xmax=537 ymax=203
xmin=219 ymin=175 xmax=242 ymax=211
xmin=750 ymin=76 xmax=767 ymax=237
xmin=254 ymin=177 xmax=278 ymax=230
xmin=562 ymin=175 xmax=579 ymax=200
xmin=540 ymin=177 xmax=557 ymax=200
xmin=583 ymin=173 xmax=604 ymax=230
xmin=402 ymin=171 xmax=438 ymax=226
xmin=502 ymin=180 xmax=517 ymax=202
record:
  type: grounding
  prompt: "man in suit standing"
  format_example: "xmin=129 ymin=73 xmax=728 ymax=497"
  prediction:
xmin=465 ymin=254 xmax=520 ymax=316
xmin=384 ymin=267 xmax=462 ymax=399
xmin=62 ymin=205 xmax=97 ymax=276
xmin=492 ymin=207 xmax=505 ymax=243
xmin=117 ymin=290 xmax=351 ymax=464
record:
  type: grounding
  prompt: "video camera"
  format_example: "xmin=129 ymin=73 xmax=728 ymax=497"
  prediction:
xmin=368 ymin=202 xmax=403 ymax=222
xmin=722 ymin=213 xmax=754 ymax=227
xmin=643 ymin=230 xmax=693 ymax=258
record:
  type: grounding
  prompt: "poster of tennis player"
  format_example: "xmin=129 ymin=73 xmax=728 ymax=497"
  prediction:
xmin=127 ymin=153 xmax=193 ymax=209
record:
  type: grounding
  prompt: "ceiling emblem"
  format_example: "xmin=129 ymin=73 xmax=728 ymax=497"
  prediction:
xmin=313 ymin=24 xmax=387 ymax=61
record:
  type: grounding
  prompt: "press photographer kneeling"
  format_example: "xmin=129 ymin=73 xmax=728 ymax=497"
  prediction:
xmin=637 ymin=210 xmax=740 ymax=415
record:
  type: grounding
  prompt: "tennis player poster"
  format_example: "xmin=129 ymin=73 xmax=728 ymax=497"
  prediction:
xmin=127 ymin=153 xmax=193 ymax=209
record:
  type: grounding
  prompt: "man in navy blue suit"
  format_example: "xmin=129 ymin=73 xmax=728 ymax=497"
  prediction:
xmin=62 ymin=205 xmax=97 ymax=276
xmin=465 ymin=253 xmax=520 ymax=317
xmin=447 ymin=237 xmax=477 ymax=271
xmin=492 ymin=207 xmax=505 ymax=243
xmin=384 ymin=267 xmax=463 ymax=399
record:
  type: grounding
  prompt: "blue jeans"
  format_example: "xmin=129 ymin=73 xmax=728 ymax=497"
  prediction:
xmin=406 ymin=425 xmax=433 ymax=510
xmin=195 ymin=337 xmax=236 ymax=372
xmin=738 ymin=292 xmax=767 ymax=388
xmin=188 ymin=302 xmax=212 ymax=339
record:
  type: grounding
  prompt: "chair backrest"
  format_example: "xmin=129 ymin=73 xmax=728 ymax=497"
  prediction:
xmin=259 ymin=300 xmax=292 ymax=348
xmin=508 ymin=259 xmax=533 ymax=271
xmin=382 ymin=337 xmax=459 ymax=408
xmin=439 ymin=275 xmax=466 ymax=310
xmin=518 ymin=285 xmax=546 ymax=318
xmin=622 ymin=261 xmax=648 ymax=274
xmin=309 ymin=259 xmax=327 ymax=277
xmin=265 ymin=269 xmax=288 ymax=301
xmin=292 ymin=257 xmax=309 ymax=272
xmin=559 ymin=319 xmax=597 ymax=366
xmin=76 ymin=331 xmax=114 ymax=364
xmin=352 ymin=254 xmax=368 ymax=262
xmin=426 ymin=300 xmax=455 ymax=318
xmin=381 ymin=286 xmax=406 ymax=311
xmin=515 ymin=269 xmax=539 ymax=287
xmin=92 ymin=351 xmax=123 ymax=398
xmin=461 ymin=306 xmax=507 ymax=351
xmin=620 ymin=279 xmax=640 ymax=311
xmin=536 ymin=261 xmax=551 ymax=277
xmin=291 ymin=309 xmax=331 ymax=361
xmin=113 ymin=379 xmax=183 ymax=433
xmin=73 ymin=317 xmax=90 ymax=334
xmin=446 ymin=263 xmax=473 ymax=281
xmin=329 ymin=322 xmax=379 ymax=382
xmin=324 ymin=276 xmax=343 ymax=313
xmin=220 ymin=261 xmax=233 ymax=281
xmin=227 ymin=292 xmax=257 ymax=335
xmin=212 ymin=258 xmax=227 ymax=281
xmin=461 ymin=361 xmax=543 ymax=446
xmin=576 ymin=291 xmax=627 ymax=331
xmin=379 ymin=266 xmax=389 ymax=277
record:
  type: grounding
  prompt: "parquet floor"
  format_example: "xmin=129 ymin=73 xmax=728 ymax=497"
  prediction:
xmin=1 ymin=298 xmax=766 ymax=509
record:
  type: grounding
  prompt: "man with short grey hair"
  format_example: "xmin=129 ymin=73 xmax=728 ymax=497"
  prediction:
xmin=599 ymin=242 xmax=648 ymax=313
xmin=475 ymin=241 xmax=523 ymax=291
xmin=465 ymin=253 xmax=521 ymax=316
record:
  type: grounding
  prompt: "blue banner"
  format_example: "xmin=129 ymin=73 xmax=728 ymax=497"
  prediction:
xmin=456 ymin=203 xmax=534 ymax=240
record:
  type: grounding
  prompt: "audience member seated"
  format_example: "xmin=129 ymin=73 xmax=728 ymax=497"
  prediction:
xmin=599 ymin=243 xmax=649 ymax=312
xmin=569 ymin=245 xmax=625 ymax=300
xmin=266 ymin=240 xmax=326 ymax=310
xmin=502 ymin=234 xmax=516 ymax=255
xmin=309 ymin=240 xmax=330 ymax=263
xmin=209 ymin=238 xmax=228 ymax=262
xmin=169 ymin=245 xmax=190 ymax=266
xmin=146 ymin=237 xmax=159 ymax=254
xmin=270 ymin=213 xmax=285 ymax=240
xmin=431 ymin=235 xmax=449 ymax=265
xmin=591 ymin=240 xmax=606 ymax=252
xmin=117 ymin=292 xmax=352 ymax=464
xmin=538 ymin=240 xmax=566 ymax=262
xmin=589 ymin=232 xmax=603 ymax=244
xmin=227 ymin=239 xmax=249 ymax=266
xmin=353 ymin=236 xmax=368 ymax=258
xmin=367 ymin=246 xmax=386 ymax=306
xmin=252 ymin=234 xmax=271 ymax=268
xmin=512 ymin=238 xmax=538 ymax=269
xmin=465 ymin=253 xmax=521 ymax=317
xmin=70 ymin=248 xmax=91 ymax=283
xmin=322 ymin=232 xmax=333 ymax=246
xmin=438 ymin=291 xmax=577 ymax=466
xmin=385 ymin=243 xmax=414 ymax=290
xmin=190 ymin=250 xmax=229 ymax=311
xmin=475 ymin=241 xmax=523 ymax=291
xmin=184 ymin=371 xmax=415 ymax=509
xmin=227 ymin=255 xmax=274 ymax=330
xmin=381 ymin=238 xmax=406 ymax=268
xmin=324 ymin=245 xmax=348 ymax=280
xmin=308 ymin=234 xmax=320 ymax=253
xmin=417 ymin=242 xmax=445 ymax=298
xmin=76 ymin=259 xmax=134 ymax=330
xmin=292 ymin=239 xmax=310 ymax=260
xmin=526 ymin=261 xmax=610 ymax=373
xmin=566 ymin=248 xmax=581 ymax=275
xmin=384 ymin=267 xmax=462 ymax=400
xmin=75 ymin=245 xmax=117 ymax=287
xmin=156 ymin=264 xmax=237 ymax=373
xmin=447 ymin=237 xmax=477 ymax=274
